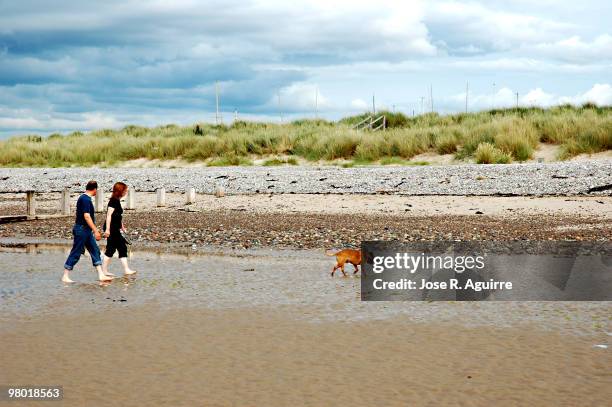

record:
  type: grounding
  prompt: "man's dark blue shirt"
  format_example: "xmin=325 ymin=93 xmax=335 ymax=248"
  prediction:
xmin=75 ymin=193 xmax=95 ymax=226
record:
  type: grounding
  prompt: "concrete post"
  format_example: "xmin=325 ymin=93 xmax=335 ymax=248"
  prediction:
xmin=214 ymin=186 xmax=225 ymax=198
xmin=95 ymin=189 xmax=104 ymax=212
xmin=157 ymin=188 xmax=166 ymax=207
xmin=127 ymin=188 xmax=136 ymax=210
xmin=60 ymin=188 xmax=71 ymax=216
xmin=185 ymin=187 xmax=196 ymax=204
xmin=26 ymin=191 xmax=36 ymax=217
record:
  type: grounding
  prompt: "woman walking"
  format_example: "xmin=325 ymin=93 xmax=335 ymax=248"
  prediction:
xmin=102 ymin=182 xmax=136 ymax=276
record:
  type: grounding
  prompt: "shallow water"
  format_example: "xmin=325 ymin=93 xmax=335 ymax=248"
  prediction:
xmin=1 ymin=244 xmax=610 ymax=338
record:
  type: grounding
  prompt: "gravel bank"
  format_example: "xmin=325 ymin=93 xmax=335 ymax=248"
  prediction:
xmin=1 ymin=160 xmax=611 ymax=195
xmin=2 ymin=211 xmax=609 ymax=249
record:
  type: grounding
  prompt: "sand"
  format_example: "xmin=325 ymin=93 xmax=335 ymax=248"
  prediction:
xmin=1 ymin=247 xmax=610 ymax=407
xmin=3 ymin=307 xmax=610 ymax=407
xmin=1 ymin=192 xmax=610 ymax=218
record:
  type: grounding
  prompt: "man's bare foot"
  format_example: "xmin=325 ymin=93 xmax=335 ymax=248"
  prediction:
xmin=124 ymin=269 xmax=137 ymax=276
xmin=104 ymin=271 xmax=115 ymax=277
xmin=98 ymin=274 xmax=113 ymax=282
xmin=61 ymin=271 xmax=74 ymax=283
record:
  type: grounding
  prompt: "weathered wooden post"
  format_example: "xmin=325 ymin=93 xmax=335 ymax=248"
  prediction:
xmin=60 ymin=188 xmax=71 ymax=216
xmin=185 ymin=187 xmax=196 ymax=204
xmin=126 ymin=187 xmax=136 ymax=210
xmin=26 ymin=191 xmax=36 ymax=217
xmin=214 ymin=186 xmax=225 ymax=198
xmin=157 ymin=188 xmax=166 ymax=207
xmin=95 ymin=189 xmax=104 ymax=212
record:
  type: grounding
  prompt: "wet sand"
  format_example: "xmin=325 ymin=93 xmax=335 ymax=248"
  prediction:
xmin=1 ymin=247 xmax=611 ymax=406
xmin=3 ymin=307 xmax=611 ymax=407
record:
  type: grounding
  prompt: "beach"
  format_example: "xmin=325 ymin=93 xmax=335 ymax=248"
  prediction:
xmin=1 ymin=245 xmax=611 ymax=407
xmin=1 ymin=163 xmax=611 ymax=406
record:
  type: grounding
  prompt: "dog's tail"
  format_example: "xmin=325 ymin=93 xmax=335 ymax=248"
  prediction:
xmin=324 ymin=249 xmax=338 ymax=257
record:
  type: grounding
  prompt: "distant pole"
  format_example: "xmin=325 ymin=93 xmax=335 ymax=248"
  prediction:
xmin=95 ymin=189 xmax=104 ymax=213
xmin=60 ymin=188 xmax=70 ymax=216
xmin=372 ymin=93 xmax=376 ymax=115
xmin=412 ymin=109 xmax=415 ymax=117
xmin=126 ymin=188 xmax=135 ymax=210
xmin=234 ymin=108 xmax=238 ymax=122
xmin=26 ymin=191 xmax=36 ymax=217
xmin=515 ymin=92 xmax=519 ymax=108
xmin=465 ymin=81 xmax=469 ymax=113
xmin=215 ymin=81 xmax=220 ymax=125
xmin=392 ymin=104 xmax=396 ymax=113
xmin=278 ymin=92 xmax=282 ymax=123
xmin=315 ymin=87 xmax=318 ymax=119
xmin=420 ymin=97 xmax=425 ymax=115
xmin=156 ymin=188 xmax=166 ymax=207
xmin=492 ymin=82 xmax=496 ymax=109
xmin=429 ymin=84 xmax=434 ymax=113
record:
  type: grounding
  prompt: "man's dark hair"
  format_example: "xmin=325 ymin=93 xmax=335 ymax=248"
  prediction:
xmin=85 ymin=180 xmax=98 ymax=191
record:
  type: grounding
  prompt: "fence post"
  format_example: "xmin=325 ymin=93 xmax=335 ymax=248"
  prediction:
xmin=185 ymin=187 xmax=196 ymax=204
xmin=157 ymin=188 xmax=166 ymax=207
xmin=127 ymin=188 xmax=136 ymax=210
xmin=60 ymin=188 xmax=71 ymax=216
xmin=95 ymin=189 xmax=104 ymax=212
xmin=26 ymin=191 xmax=36 ymax=217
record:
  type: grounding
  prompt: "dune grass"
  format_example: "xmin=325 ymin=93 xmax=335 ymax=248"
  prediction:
xmin=0 ymin=105 xmax=609 ymax=167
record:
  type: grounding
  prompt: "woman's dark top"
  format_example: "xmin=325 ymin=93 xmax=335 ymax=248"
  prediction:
xmin=106 ymin=198 xmax=123 ymax=233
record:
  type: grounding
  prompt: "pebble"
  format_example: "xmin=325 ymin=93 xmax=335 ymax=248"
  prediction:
xmin=0 ymin=161 xmax=610 ymax=196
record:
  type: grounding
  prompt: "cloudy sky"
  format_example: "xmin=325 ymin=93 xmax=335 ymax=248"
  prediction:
xmin=0 ymin=0 xmax=611 ymax=136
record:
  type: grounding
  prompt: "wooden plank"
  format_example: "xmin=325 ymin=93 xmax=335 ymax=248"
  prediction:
xmin=0 ymin=215 xmax=28 ymax=224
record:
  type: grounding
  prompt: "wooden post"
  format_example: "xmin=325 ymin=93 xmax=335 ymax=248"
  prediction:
xmin=214 ymin=186 xmax=225 ymax=198
xmin=157 ymin=188 xmax=166 ymax=207
xmin=185 ymin=188 xmax=196 ymax=204
xmin=127 ymin=188 xmax=135 ymax=210
xmin=60 ymin=188 xmax=70 ymax=216
xmin=95 ymin=189 xmax=104 ymax=213
xmin=26 ymin=191 xmax=36 ymax=217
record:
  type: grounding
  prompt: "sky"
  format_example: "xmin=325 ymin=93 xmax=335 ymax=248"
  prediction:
xmin=0 ymin=0 xmax=611 ymax=137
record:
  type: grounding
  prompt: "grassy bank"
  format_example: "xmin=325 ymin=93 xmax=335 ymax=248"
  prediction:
xmin=1 ymin=105 xmax=610 ymax=167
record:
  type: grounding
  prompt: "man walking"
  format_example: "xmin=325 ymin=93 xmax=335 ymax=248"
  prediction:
xmin=62 ymin=180 xmax=112 ymax=283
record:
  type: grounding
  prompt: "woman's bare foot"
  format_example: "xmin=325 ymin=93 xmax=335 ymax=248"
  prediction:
xmin=98 ymin=274 xmax=113 ymax=282
xmin=102 ymin=255 xmax=114 ymax=277
xmin=120 ymin=258 xmax=137 ymax=275
xmin=61 ymin=270 xmax=74 ymax=283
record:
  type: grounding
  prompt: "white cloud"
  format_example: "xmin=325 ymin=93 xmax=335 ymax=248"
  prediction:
xmin=448 ymin=57 xmax=609 ymax=73
xmin=447 ymin=83 xmax=612 ymax=110
xmin=425 ymin=1 xmax=572 ymax=52
xmin=0 ymin=110 xmax=122 ymax=132
xmin=559 ymin=83 xmax=612 ymax=106
xmin=350 ymin=98 xmax=368 ymax=111
xmin=528 ymin=34 xmax=612 ymax=62
xmin=522 ymin=88 xmax=557 ymax=106
xmin=265 ymin=83 xmax=330 ymax=113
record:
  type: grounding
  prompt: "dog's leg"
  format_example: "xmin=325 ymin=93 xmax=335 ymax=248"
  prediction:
xmin=331 ymin=265 xmax=338 ymax=277
xmin=340 ymin=263 xmax=347 ymax=277
xmin=352 ymin=263 xmax=360 ymax=274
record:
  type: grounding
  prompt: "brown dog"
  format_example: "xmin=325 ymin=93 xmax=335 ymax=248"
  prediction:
xmin=326 ymin=249 xmax=361 ymax=277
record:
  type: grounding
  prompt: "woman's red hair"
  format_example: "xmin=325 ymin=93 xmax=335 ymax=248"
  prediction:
xmin=111 ymin=182 xmax=128 ymax=199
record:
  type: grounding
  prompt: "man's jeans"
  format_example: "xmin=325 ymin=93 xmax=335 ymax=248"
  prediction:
xmin=63 ymin=224 xmax=102 ymax=270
